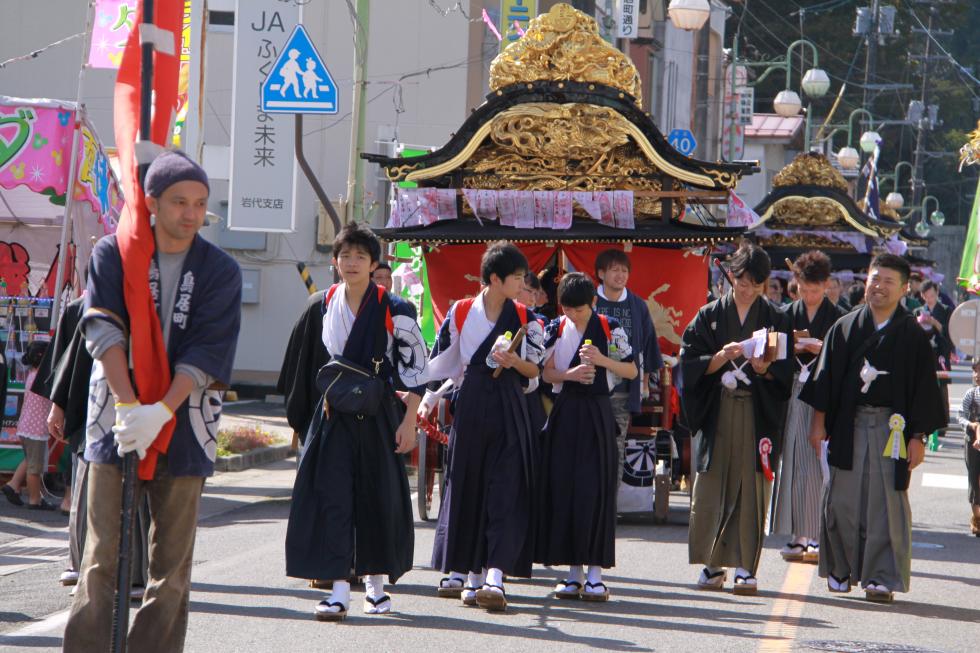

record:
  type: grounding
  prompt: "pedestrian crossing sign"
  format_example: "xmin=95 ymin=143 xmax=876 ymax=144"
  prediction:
xmin=260 ymin=25 xmax=338 ymax=114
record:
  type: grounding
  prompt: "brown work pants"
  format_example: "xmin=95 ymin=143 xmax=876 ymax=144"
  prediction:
xmin=63 ymin=456 xmax=204 ymax=653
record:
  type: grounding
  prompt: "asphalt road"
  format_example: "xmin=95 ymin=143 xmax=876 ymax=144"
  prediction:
xmin=1 ymin=391 xmax=979 ymax=653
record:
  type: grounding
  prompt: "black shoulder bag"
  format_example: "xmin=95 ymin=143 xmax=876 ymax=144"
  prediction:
xmin=315 ymin=293 xmax=389 ymax=417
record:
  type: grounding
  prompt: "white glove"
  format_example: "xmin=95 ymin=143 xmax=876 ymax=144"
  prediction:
xmin=113 ymin=401 xmax=173 ymax=460
xmin=114 ymin=402 xmax=139 ymax=428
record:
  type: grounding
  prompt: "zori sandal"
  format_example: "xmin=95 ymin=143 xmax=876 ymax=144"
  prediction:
xmin=437 ymin=576 xmax=464 ymax=598
xmin=475 ymin=584 xmax=507 ymax=612
xmin=554 ymin=579 xmax=583 ymax=600
xmin=581 ymin=581 xmax=610 ymax=602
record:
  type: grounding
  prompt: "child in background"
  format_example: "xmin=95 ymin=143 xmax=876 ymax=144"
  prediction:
xmin=537 ymin=273 xmax=636 ymax=601
xmin=957 ymin=360 xmax=980 ymax=536
xmin=17 ymin=341 xmax=55 ymax=510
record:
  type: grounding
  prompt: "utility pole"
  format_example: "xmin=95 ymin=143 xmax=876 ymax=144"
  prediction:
xmin=862 ymin=0 xmax=879 ymax=113
xmin=909 ymin=1 xmax=952 ymax=220
xmin=345 ymin=0 xmax=370 ymax=224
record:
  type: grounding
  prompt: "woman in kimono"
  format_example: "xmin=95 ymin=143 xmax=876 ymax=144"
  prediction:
xmin=422 ymin=241 xmax=544 ymax=612
xmin=771 ymin=251 xmax=845 ymax=563
xmin=536 ymin=273 xmax=636 ymax=602
xmin=680 ymin=242 xmax=793 ymax=595
xmin=285 ymin=223 xmax=428 ymax=621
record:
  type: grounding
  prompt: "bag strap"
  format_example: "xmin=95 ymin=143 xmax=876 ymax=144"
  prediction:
xmin=454 ymin=297 xmax=476 ymax=333
xmin=557 ymin=316 xmax=566 ymax=337
xmin=515 ymin=301 xmax=528 ymax=326
xmin=598 ymin=314 xmax=612 ymax=343
xmin=369 ymin=290 xmax=391 ymax=375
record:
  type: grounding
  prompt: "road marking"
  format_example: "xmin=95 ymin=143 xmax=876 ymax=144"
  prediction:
xmin=758 ymin=562 xmax=816 ymax=653
xmin=921 ymin=473 xmax=968 ymax=490
xmin=0 ymin=609 xmax=69 ymax=643
xmin=0 ymin=534 xmax=68 ymax=577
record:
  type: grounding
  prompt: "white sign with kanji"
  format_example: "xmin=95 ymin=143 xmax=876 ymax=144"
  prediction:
xmin=228 ymin=0 xmax=299 ymax=232
xmin=617 ymin=0 xmax=638 ymax=39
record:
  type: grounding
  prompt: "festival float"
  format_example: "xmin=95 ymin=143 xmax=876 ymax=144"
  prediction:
xmin=361 ymin=3 xmax=760 ymax=520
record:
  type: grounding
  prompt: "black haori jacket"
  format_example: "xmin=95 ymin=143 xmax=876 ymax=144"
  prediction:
xmin=679 ymin=294 xmax=793 ymax=473
xmin=799 ymin=304 xmax=946 ymax=491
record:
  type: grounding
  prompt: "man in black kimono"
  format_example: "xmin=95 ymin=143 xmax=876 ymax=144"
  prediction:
xmin=680 ymin=242 xmax=793 ymax=596
xmin=801 ymin=253 xmax=945 ymax=602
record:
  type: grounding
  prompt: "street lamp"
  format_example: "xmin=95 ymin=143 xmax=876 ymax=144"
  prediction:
xmin=773 ymin=90 xmax=802 ymax=117
xmin=727 ymin=38 xmax=828 ymax=158
xmin=859 ymin=130 xmax=881 ymax=153
xmin=836 ymin=146 xmax=860 ymax=170
xmin=915 ymin=195 xmax=942 ymax=236
xmin=801 ymin=68 xmax=831 ymax=98
xmin=881 ymin=160 xmax=913 ymax=210
xmin=668 ymin=0 xmax=710 ymax=31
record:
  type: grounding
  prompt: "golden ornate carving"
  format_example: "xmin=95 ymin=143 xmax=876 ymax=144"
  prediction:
xmin=772 ymin=152 xmax=848 ymax=192
xmin=770 ymin=197 xmax=847 ymax=227
xmin=489 ymin=3 xmax=641 ymax=101
xmin=385 ymin=162 xmax=421 ymax=182
xmin=961 ymin=119 xmax=980 ymax=169
xmin=758 ymin=232 xmax=855 ymax=250
xmin=705 ymin=169 xmax=739 ymax=189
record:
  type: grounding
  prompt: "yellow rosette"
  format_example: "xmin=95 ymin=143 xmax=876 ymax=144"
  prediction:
xmin=883 ymin=413 xmax=907 ymax=460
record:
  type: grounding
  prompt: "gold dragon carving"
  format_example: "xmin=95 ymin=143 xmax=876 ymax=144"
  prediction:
xmin=772 ymin=152 xmax=848 ymax=193
xmin=489 ymin=3 xmax=641 ymax=101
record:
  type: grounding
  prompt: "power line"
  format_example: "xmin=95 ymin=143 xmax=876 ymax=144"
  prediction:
xmin=902 ymin=0 xmax=980 ymax=100
xmin=0 ymin=31 xmax=85 ymax=69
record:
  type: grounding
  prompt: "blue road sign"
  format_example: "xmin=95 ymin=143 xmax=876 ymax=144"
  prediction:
xmin=261 ymin=25 xmax=338 ymax=114
xmin=667 ymin=128 xmax=697 ymax=156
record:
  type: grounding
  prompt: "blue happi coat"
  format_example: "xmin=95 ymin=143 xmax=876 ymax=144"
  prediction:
xmin=81 ymin=234 xmax=242 ymax=477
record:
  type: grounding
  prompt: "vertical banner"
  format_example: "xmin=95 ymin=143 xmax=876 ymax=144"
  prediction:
xmin=228 ymin=0 xmax=299 ymax=232
xmin=172 ymin=0 xmax=193 ymax=148
xmin=617 ymin=0 xmax=638 ymax=39
xmin=88 ymin=0 xmax=138 ymax=69
xmin=499 ymin=0 xmax=537 ymax=51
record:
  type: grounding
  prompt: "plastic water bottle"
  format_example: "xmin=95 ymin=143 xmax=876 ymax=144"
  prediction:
xmin=486 ymin=330 xmax=513 ymax=369
xmin=583 ymin=339 xmax=597 ymax=384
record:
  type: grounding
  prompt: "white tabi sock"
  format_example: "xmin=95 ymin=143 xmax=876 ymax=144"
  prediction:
xmin=365 ymin=574 xmax=385 ymax=600
xmin=735 ymin=567 xmax=753 ymax=579
xmin=568 ymin=565 xmax=584 ymax=584
xmin=466 ymin=570 xmax=486 ymax=589
xmin=792 ymin=535 xmax=808 ymax=546
xmin=324 ymin=580 xmax=350 ymax=612
xmin=449 ymin=571 xmax=466 ymax=582
xmin=485 ymin=567 xmax=504 ymax=593
xmin=586 ymin=565 xmax=603 ymax=586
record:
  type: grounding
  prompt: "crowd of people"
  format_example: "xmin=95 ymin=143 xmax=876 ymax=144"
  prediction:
xmin=2 ymin=149 xmax=974 ymax=650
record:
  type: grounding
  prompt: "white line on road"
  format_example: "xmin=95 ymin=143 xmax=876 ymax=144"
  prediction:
xmin=921 ymin=473 xmax=969 ymax=490
xmin=0 ymin=609 xmax=69 ymax=643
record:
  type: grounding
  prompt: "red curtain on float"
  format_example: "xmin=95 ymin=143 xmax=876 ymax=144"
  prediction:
xmin=422 ymin=243 xmax=554 ymax=327
xmin=421 ymin=241 xmax=707 ymax=356
xmin=114 ymin=0 xmax=183 ymax=480
xmin=561 ymin=243 xmax=706 ymax=356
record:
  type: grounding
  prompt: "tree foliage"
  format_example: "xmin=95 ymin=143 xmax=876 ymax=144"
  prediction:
xmin=726 ymin=0 xmax=980 ymax=224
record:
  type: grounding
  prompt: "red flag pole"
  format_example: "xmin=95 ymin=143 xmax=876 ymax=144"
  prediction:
xmin=111 ymin=0 xmax=155 ymax=649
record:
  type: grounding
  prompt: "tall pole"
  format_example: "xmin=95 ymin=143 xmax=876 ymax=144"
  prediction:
xmin=862 ymin=0 xmax=879 ymax=112
xmin=344 ymin=0 xmax=370 ymax=223
xmin=911 ymin=5 xmax=934 ymax=223
xmin=51 ymin=0 xmax=95 ymax=329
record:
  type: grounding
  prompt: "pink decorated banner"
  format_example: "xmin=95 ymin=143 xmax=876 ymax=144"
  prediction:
xmin=0 ymin=104 xmax=73 ymax=198
xmin=0 ymin=102 xmax=121 ymax=232
xmin=88 ymin=0 xmax=138 ymax=69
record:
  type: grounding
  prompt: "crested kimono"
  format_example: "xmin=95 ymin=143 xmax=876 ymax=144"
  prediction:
xmin=770 ymin=297 xmax=845 ymax=540
xmin=81 ymin=234 xmax=242 ymax=477
xmin=285 ymin=282 xmax=428 ymax=583
xmin=679 ymin=293 xmax=793 ymax=574
xmin=535 ymin=312 xmax=631 ymax=568
xmin=428 ymin=292 xmax=544 ymax=578
xmin=277 ymin=288 xmax=329 ymax=442
xmin=800 ymin=303 xmax=944 ymax=592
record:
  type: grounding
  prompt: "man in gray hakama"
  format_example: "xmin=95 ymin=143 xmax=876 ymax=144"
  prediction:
xmin=801 ymin=254 xmax=944 ymax=602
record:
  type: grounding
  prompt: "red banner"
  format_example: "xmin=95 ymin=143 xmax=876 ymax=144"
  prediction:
xmin=423 ymin=243 xmax=554 ymax=326
xmin=561 ymin=244 xmax=707 ymax=356
xmin=422 ymin=242 xmax=708 ymax=355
